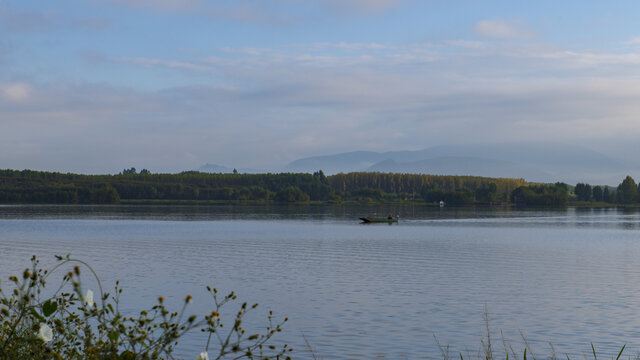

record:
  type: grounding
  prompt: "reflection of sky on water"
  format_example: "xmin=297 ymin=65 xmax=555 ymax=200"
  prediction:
xmin=1 ymin=205 xmax=640 ymax=358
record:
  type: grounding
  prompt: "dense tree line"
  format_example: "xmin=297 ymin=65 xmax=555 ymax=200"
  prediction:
xmin=0 ymin=169 xmax=525 ymax=205
xmin=573 ymin=176 xmax=640 ymax=204
xmin=2 ymin=168 xmax=639 ymax=207
xmin=0 ymin=169 xmax=334 ymax=204
xmin=512 ymin=175 xmax=640 ymax=206
xmin=511 ymin=183 xmax=569 ymax=206
xmin=330 ymin=172 xmax=525 ymax=204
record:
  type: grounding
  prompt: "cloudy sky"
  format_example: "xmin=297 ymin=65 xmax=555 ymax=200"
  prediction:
xmin=2 ymin=0 xmax=640 ymax=173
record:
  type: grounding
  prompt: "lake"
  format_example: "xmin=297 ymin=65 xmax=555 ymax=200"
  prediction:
xmin=1 ymin=204 xmax=640 ymax=359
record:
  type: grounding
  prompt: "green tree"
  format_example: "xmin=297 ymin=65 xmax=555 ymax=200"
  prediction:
xmin=616 ymin=176 xmax=638 ymax=204
xmin=313 ymin=170 xmax=328 ymax=184
xmin=511 ymin=183 xmax=568 ymax=206
xmin=575 ymin=183 xmax=592 ymax=201
xmin=603 ymin=187 xmax=615 ymax=203
xmin=421 ymin=183 xmax=444 ymax=203
xmin=443 ymin=190 xmax=475 ymax=205
xmin=475 ymin=182 xmax=497 ymax=203
xmin=275 ymin=186 xmax=310 ymax=202
xmin=592 ymin=186 xmax=603 ymax=202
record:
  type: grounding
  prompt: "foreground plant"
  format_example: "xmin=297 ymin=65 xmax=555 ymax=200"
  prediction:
xmin=435 ymin=311 xmax=628 ymax=360
xmin=0 ymin=255 xmax=291 ymax=360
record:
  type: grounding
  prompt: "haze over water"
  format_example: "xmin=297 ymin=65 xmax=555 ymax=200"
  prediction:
xmin=1 ymin=204 xmax=640 ymax=359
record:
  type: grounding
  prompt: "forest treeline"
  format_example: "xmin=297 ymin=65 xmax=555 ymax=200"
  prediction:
xmin=0 ymin=169 xmax=524 ymax=205
xmin=0 ymin=168 xmax=638 ymax=206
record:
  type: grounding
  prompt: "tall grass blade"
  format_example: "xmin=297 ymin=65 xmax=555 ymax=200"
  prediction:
xmin=590 ymin=343 xmax=597 ymax=360
xmin=302 ymin=332 xmax=319 ymax=360
xmin=615 ymin=345 xmax=625 ymax=360
xmin=483 ymin=307 xmax=493 ymax=360
xmin=519 ymin=330 xmax=536 ymax=360
xmin=549 ymin=342 xmax=557 ymax=360
xmin=434 ymin=334 xmax=450 ymax=360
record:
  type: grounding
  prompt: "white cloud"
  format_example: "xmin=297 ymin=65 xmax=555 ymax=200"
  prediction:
xmin=623 ymin=36 xmax=640 ymax=45
xmin=9 ymin=37 xmax=640 ymax=172
xmin=474 ymin=20 xmax=535 ymax=39
xmin=1 ymin=83 xmax=30 ymax=102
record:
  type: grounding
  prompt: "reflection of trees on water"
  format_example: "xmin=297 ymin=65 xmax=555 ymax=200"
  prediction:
xmin=3 ymin=204 xmax=640 ymax=230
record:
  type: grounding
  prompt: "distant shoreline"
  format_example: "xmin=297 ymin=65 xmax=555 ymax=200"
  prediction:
xmin=3 ymin=169 xmax=637 ymax=207
xmin=0 ymin=199 xmax=629 ymax=208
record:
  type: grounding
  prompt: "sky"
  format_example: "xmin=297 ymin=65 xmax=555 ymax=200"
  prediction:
xmin=2 ymin=0 xmax=640 ymax=174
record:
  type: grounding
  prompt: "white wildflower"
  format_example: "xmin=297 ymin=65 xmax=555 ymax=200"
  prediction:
xmin=38 ymin=323 xmax=53 ymax=342
xmin=83 ymin=289 xmax=94 ymax=308
xmin=196 ymin=352 xmax=209 ymax=360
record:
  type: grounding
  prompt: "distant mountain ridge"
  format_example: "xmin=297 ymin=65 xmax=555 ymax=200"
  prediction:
xmin=367 ymin=156 xmax=546 ymax=180
xmin=284 ymin=143 xmax=635 ymax=185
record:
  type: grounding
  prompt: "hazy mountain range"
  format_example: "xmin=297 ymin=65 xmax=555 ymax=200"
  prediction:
xmin=200 ymin=143 xmax=638 ymax=185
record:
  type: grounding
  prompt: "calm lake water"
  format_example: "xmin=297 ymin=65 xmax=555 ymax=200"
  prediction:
xmin=1 ymin=204 xmax=640 ymax=359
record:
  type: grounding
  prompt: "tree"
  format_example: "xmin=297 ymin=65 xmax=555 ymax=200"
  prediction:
xmin=592 ymin=186 xmax=603 ymax=202
xmin=275 ymin=186 xmax=310 ymax=202
xmin=122 ymin=167 xmax=137 ymax=175
xmin=575 ymin=183 xmax=592 ymax=201
xmin=475 ymin=182 xmax=497 ymax=203
xmin=443 ymin=190 xmax=475 ymax=205
xmin=140 ymin=168 xmax=150 ymax=174
xmin=574 ymin=183 xmax=585 ymax=200
xmin=603 ymin=187 xmax=615 ymax=203
xmin=616 ymin=176 xmax=638 ymax=204
xmin=312 ymin=170 xmax=328 ymax=185
xmin=421 ymin=183 xmax=444 ymax=203
xmin=584 ymin=184 xmax=592 ymax=201
xmin=511 ymin=183 xmax=568 ymax=206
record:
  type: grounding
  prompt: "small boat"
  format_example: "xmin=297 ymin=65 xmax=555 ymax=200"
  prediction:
xmin=360 ymin=217 xmax=398 ymax=223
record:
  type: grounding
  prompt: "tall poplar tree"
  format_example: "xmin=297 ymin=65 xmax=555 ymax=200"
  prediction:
xmin=617 ymin=176 xmax=638 ymax=204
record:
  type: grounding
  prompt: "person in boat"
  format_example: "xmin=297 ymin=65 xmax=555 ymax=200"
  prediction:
xmin=387 ymin=213 xmax=393 ymax=220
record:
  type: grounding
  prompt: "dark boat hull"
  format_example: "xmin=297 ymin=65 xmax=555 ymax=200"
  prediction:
xmin=360 ymin=217 xmax=398 ymax=223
